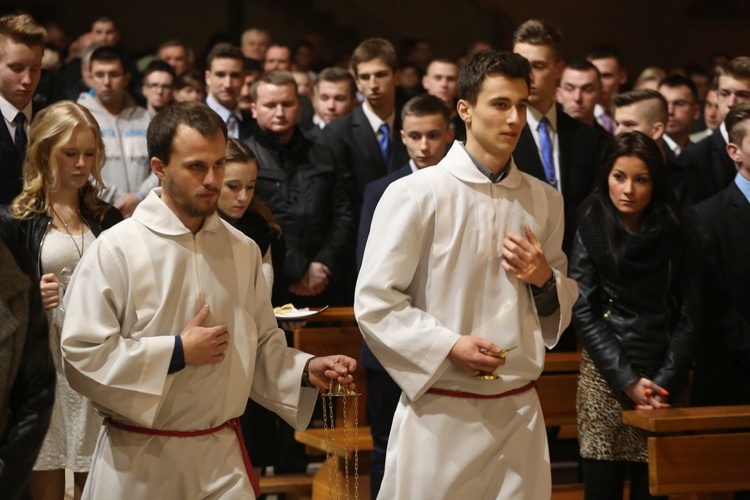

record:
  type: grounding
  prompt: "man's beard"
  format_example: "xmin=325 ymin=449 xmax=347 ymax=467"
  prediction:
xmin=165 ymin=175 xmax=219 ymax=218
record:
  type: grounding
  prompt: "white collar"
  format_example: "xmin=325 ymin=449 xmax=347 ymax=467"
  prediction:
xmin=362 ymin=101 xmax=395 ymax=136
xmin=720 ymin=122 xmax=729 ymax=145
xmin=206 ymin=94 xmax=242 ymax=122
xmin=662 ymin=134 xmax=681 ymax=155
xmin=443 ymin=141 xmax=523 ymax=188
xmin=526 ymin=104 xmax=557 ymax=131
xmin=0 ymin=94 xmax=31 ymax=126
xmin=132 ymin=188 xmax=224 ymax=236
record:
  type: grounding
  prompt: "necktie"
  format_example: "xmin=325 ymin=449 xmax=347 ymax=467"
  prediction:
xmin=226 ymin=114 xmax=239 ymax=139
xmin=378 ymin=123 xmax=390 ymax=163
xmin=14 ymin=112 xmax=27 ymax=159
xmin=600 ymin=111 xmax=613 ymax=134
xmin=538 ymin=117 xmax=557 ymax=189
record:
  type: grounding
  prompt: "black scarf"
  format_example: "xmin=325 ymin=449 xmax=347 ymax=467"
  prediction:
xmin=579 ymin=202 xmax=681 ymax=279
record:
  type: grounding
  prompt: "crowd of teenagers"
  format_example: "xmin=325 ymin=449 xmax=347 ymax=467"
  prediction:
xmin=0 ymin=11 xmax=748 ymax=500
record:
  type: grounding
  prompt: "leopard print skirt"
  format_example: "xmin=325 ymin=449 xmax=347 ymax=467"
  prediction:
xmin=577 ymin=349 xmax=688 ymax=462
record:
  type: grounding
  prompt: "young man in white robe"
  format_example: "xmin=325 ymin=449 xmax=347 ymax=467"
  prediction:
xmin=60 ymin=102 xmax=357 ymax=499
xmin=355 ymin=51 xmax=579 ymax=499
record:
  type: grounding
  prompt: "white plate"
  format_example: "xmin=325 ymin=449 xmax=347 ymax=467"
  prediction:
xmin=274 ymin=305 xmax=329 ymax=320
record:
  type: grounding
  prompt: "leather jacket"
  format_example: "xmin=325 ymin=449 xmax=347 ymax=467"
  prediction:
xmin=0 ymin=235 xmax=55 ymax=500
xmin=0 ymin=203 xmax=123 ymax=278
xmin=570 ymin=228 xmax=699 ymax=394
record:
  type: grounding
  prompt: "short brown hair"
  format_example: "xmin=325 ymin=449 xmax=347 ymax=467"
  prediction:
xmin=0 ymin=14 xmax=46 ymax=51
xmin=613 ymin=89 xmax=668 ymax=125
xmin=206 ymin=43 xmax=244 ymax=71
xmin=401 ymin=93 xmax=451 ymax=125
xmin=147 ymin=102 xmax=227 ymax=165
xmin=350 ymin=38 xmax=398 ymax=76
xmin=458 ymin=50 xmax=531 ymax=106
xmin=512 ymin=19 xmax=563 ymax=61
xmin=716 ymin=56 xmax=750 ymax=82
xmin=250 ymin=70 xmax=298 ymax=101
xmin=726 ymin=101 xmax=750 ymax=145
xmin=315 ymin=67 xmax=356 ymax=97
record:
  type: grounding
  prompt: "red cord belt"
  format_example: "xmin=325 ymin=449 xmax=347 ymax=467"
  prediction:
xmin=105 ymin=417 xmax=260 ymax=497
xmin=426 ymin=380 xmax=536 ymax=399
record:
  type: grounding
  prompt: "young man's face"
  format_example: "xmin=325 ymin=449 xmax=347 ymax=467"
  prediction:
xmin=614 ymin=102 xmax=662 ymax=141
xmin=704 ymin=91 xmax=722 ymax=129
xmin=242 ymin=32 xmax=269 ymax=61
xmin=251 ymin=82 xmax=300 ymax=142
xmin=589 ymin=56 xmax=626 ymax=107
xmin=159 ymin=45 xmax=189 ymax=76
xmin=90 ymin=59 xmax=129 ymax=106
xmin=0 ymin=38 xmax=43 ymax=109
xmin=513 ymin=42 xmax=563 ymax=112
xmin=142 ymin=71 xmax=175 ymax=112
xmin=313 ymin=79 xmax=356 ymax=124
xmin=205 ymin=57 xmax=244 ymax=110
xmin=263 ymin=46 xmax=291 ymax=71
xmin=717 ymin=75 xmax=750 ymax=120
xmin=238 ymin=71 xmax=260 ymax=112
xmin=557 ymin=68 xmax=600 ymax=123
xmin=458 ymin=75 xmax=528 ymax=160
xmin=153 ymin=125 xmax=226 ymax=225
xmin=727 ymin=121 xmax=750 ymax=179
xmin=422 ymin=61 xmax=459 ymax=104
xmin=400 ymin=113 xmax=454 ymax=169
xmin=91 ymin=21 xmax=119 ymax=46
xmin=355 ymin=58 xmax=399 ymax=113
xmin=658 ymin=84 xmax=700 ymax=139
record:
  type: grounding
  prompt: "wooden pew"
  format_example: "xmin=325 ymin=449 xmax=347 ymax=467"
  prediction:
xmin=623 ymin=405 xmax=750 ymax=497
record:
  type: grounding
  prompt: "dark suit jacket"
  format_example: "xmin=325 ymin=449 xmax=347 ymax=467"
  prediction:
xmin=203 ymin=98 xmax=257 ymax=141
xmin=689 ymin=181 xmax=750 ymax=405
xmin=513 ymin=106 xmax=600 ymax=252
xmin=357 ymin=163 xmax=411 ymax=371
xmin=303 ymin=124 xmax=324 ymax=143
xmin=237 ymin=111 xmax=257 ymax=141
xmin=321 ymin=104 xmax=409 ymax=210
xmin=0 ymin=106 xmax=37 ymax=205
xmin=356 ymin=163 xmax=412 ymax=270
xmin=682 ymin=127 xmax=736 ymax=200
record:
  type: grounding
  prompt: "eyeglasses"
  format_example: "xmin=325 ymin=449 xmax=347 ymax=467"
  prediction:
xmin=144 ymin=83 xmax=175 ymax=91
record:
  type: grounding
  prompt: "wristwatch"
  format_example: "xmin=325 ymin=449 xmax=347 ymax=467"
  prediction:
xmin=531 ymin=273 xmax=556 ymax=294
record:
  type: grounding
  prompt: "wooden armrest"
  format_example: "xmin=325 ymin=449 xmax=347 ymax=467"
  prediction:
xmin=295 ymin=427 xmax=374 ymax=458
xmin=623 ymin=405 xmax=750 ymax=432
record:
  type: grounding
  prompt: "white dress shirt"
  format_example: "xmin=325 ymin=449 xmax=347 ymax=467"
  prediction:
xmin=0 ymin=95 xmax=31 ymax=143
xmin=526 ymin=104 xmax=562 ymax=191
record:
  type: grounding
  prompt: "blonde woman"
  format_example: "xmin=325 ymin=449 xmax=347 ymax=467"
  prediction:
xmin=0 ymin=100 xmax=122 ymax=499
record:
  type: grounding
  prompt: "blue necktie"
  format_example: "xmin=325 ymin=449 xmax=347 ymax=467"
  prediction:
xmin=14 ymin=112 xmax=27 ymax=160
xmin=538 ymin=117 xmax=557 ymax=189
xmin=378 ymin=123 xmax=390 ymax=163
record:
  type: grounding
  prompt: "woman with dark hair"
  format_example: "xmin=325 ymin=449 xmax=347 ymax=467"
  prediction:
xmin=571 ymin=131 xmax=699 ymax=500
xmin=217 ymin=138 xmax=284 ymax=296
xmin=0 ymin=100 xmax=122 ymax=499
xmin=216 ymin=138 xmax=306 ymax=474
xmin=173 ymin=69 xmax=206 ymax=103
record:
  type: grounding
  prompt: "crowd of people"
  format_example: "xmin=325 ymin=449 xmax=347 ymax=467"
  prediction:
xmin=0 ymin=10 xmax=748 ymax=500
